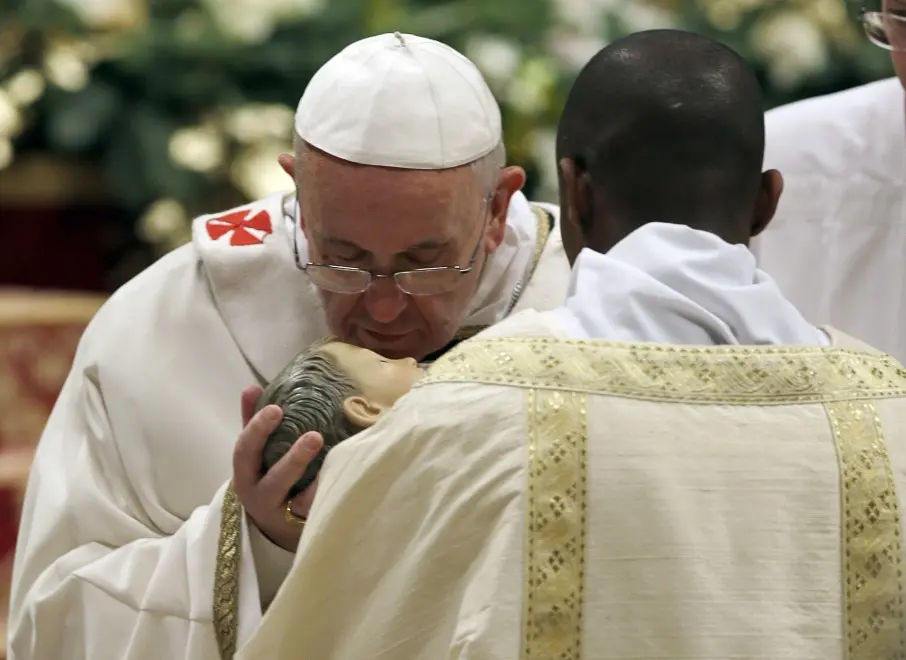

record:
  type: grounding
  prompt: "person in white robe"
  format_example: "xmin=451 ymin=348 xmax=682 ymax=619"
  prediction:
xmin=754 ymin=2 xmax=906 ymax=361
xmin=6 ymin=33 xmax=570 ymax=660
xmin=235 ymin=30 xmax=906 ymax=659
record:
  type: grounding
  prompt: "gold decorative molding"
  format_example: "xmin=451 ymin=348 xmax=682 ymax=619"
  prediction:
xmin=0 ymin=288 xmax=105 ymax=326
xmin=0 ymin=155 xmax=109 ymax=205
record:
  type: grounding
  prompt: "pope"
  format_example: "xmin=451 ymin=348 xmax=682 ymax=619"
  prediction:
xmin=6 ymin=33 xmax=569 ymax=660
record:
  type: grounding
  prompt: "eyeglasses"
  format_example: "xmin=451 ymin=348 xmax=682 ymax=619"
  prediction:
xmin=861 ymin=9 xmax=906 ymax=51
xmin=293 ymin=197 xmax=492 ymax=296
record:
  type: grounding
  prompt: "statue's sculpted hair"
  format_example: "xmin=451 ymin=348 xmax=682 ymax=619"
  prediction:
xmin=257 ymin=337 xmax=363 ymax=497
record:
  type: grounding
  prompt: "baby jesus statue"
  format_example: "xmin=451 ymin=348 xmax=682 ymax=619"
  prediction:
xmin=257 ymin=338 xmax=423 ymax=498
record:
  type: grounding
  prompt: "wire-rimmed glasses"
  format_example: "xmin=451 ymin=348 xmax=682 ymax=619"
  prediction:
xmin=294 ymin=197 xmax=492 ymax=296
xmin=862 ymin=9 xmax=906 ymax=51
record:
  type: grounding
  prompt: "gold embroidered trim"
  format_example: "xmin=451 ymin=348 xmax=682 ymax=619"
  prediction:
xmin=421 ymin=338 xmax=906 ymax=404
xmin=523 ymin=388 xmax=588 ymax=659
xmin=214 ymin=484 xmax=242 ymax=660
xmin=528 ymin=203 xmax=553 ymax=283
xmin=826 ymin=401 xmax=905 ymax=659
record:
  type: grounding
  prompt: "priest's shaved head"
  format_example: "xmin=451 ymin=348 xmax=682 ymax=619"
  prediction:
xmin=556 ymin=29 xmax=783 ymax=262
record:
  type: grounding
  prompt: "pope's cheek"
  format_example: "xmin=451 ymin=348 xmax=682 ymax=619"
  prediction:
xmin=410 ymin=293 xmax=465 ymax=337
xmin=319 ymin=291 xmax=362 ymax=338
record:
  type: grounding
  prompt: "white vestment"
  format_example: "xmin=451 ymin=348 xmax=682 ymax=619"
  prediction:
xmin=7 ymin=190 xmax=569 ymax=660
xmin=754 ymin=77 xmax=906 ymax=361
xmin=236 ymin=224 xmax=906 ymax=659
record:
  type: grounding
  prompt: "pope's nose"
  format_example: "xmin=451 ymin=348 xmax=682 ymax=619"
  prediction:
xmin=363 ymin=279 xmax=408 ymax=324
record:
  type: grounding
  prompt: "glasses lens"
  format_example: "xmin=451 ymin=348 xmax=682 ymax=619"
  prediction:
xmin=306 ymin=265 xmax=370 ymax=294
xmin=864 ymin=11 xmax=906 ymax=50
xmin=396 ymin=269 xmax=462 ymax=295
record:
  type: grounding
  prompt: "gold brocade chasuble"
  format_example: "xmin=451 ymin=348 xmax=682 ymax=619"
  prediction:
xmin=218 ymin=334 xmax=906 ymax=660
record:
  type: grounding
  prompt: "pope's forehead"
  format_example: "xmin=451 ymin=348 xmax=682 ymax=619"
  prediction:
xmin=304 ymin=178 xmax=482 ymax=250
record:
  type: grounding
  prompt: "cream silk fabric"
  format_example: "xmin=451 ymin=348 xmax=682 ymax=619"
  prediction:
xmin=7 ymin=190 xmax=569 ymax=660
xmin=235 ymin=312 xmax=906 ymax=659
xmin=755 ymin=77 xmax=906 ymax=361
xmin=234 ymin=225 xmax=906 ymax=658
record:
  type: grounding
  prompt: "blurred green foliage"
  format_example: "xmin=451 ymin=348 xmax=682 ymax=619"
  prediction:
xmin=0 ymin=0 xmax=895 ymax=269
xmin=649 ymin=0 xmax=893 ymax=109
xmin=1 ymin=0 xmax=567 ymax=218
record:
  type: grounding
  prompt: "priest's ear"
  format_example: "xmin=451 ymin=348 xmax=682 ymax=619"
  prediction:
xmin=558 ymin=156 xmax=592 ymax=265
xmin=750 ymin=169 xmax=783 ymax=238
xmin=342 ymin=396 xmax=386 ymax=429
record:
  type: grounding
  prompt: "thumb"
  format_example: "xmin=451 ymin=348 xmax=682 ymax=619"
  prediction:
xmin=241 ymin=385 xmax=264 ymax=427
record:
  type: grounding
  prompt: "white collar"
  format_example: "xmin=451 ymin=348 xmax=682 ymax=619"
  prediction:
xmin=555 ymin=223 xmax=828 ymax=346
xmin=195 ymin=190 xmax=542 ymax=381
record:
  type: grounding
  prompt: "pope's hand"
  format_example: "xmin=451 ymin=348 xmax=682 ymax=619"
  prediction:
xmin=232 ymin=385 xmax=324 ymax=552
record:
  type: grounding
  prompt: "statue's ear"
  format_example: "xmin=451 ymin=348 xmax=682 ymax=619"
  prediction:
xmin=342 ymin=396 xmax=386 ymax=428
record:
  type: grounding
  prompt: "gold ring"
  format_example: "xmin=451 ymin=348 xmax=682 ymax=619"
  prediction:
xmin=284 ymin=500 xmax=307 ymax=527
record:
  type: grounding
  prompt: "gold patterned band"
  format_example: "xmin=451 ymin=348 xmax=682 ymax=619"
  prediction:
xmin=827 ymin=401 xmax=905 ymax=659
xmin=522 ymin=389 xmax=588 ymax=658
xmin=213 ymin=485 xmax=241 ymax=660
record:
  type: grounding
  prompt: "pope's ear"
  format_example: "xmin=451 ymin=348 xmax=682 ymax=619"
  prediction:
xmin=342 ymin=396 xmax=386 ymax=429
xmin=277 ymin=152 xmax=294 ymax=177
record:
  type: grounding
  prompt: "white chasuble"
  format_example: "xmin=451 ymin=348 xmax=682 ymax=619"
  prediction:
xmin=227 ymin=313 xmax=906 ymax=659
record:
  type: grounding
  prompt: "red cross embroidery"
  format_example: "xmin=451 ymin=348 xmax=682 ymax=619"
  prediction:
xmin=205 ymin=209 xmax=273 ymax=246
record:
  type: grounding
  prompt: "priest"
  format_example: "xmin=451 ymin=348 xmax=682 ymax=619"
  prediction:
xmin=753 ymin=1 xmax=906 ymax=361
xmin=6 ymin=33 xmax=569 ymax=660
xmin=236 ymin=30 xmax=906 ymax=659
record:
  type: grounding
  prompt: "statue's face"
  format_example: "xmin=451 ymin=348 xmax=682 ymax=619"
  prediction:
xmin=322 ymin=342 xmax=423 ymax=409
